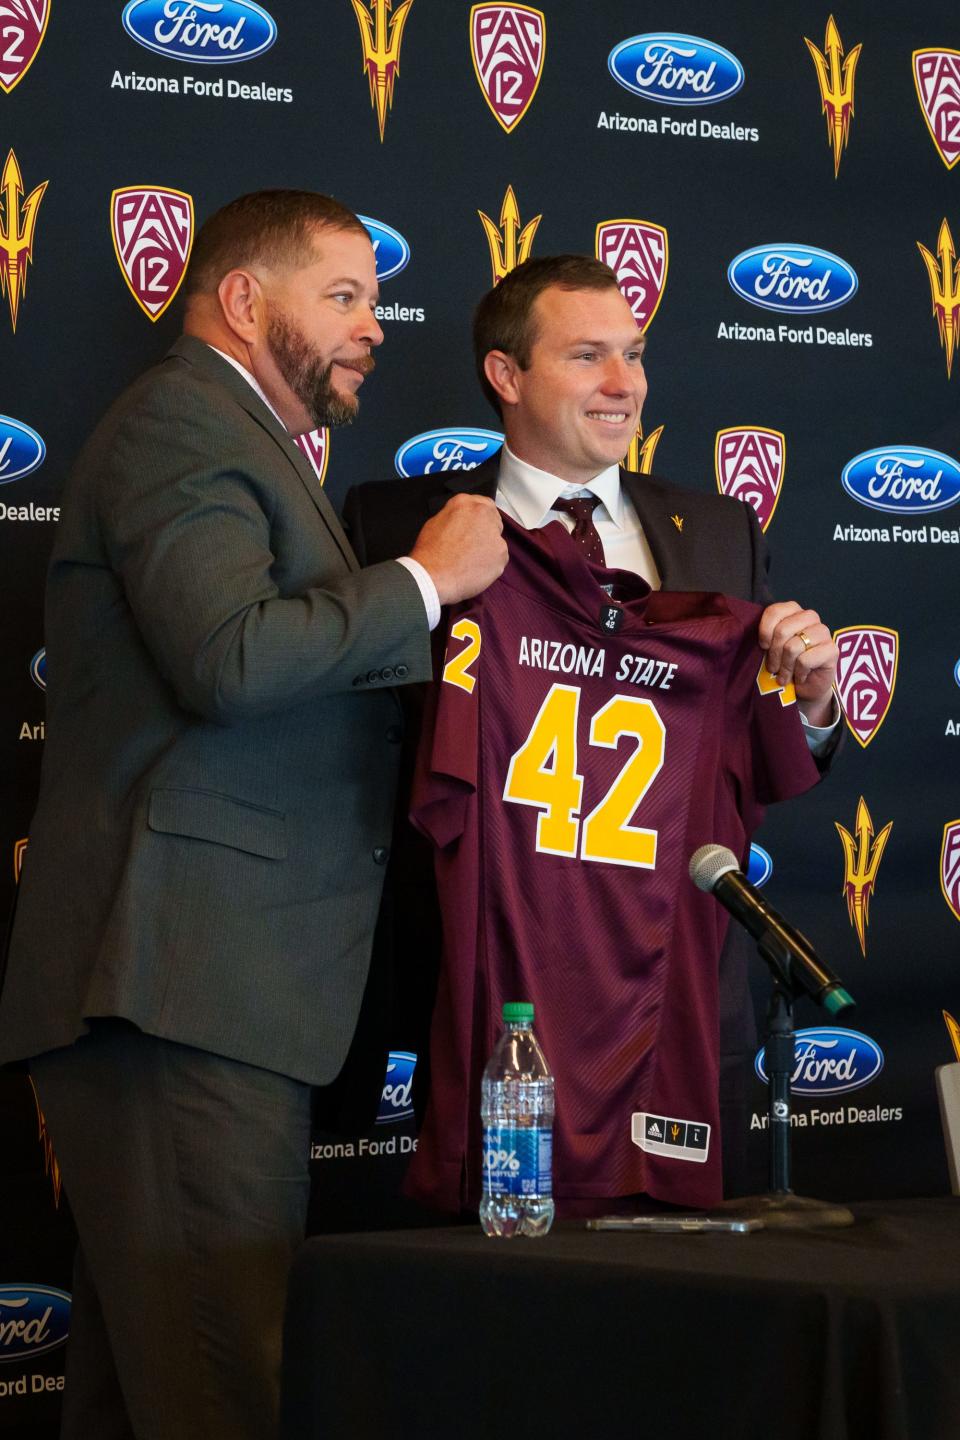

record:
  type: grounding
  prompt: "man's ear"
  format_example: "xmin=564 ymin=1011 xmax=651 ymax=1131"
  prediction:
xmin=217 ymin=269 xmax=263 ymax=344
xmin=483 ymin=349 xmax=522 ymax=409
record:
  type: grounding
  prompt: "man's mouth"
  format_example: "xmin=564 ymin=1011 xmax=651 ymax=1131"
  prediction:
xmin=337 ymin=356 xmax=376 ymax=377
xmin=585 ymin=411 xmax=629 ymax=425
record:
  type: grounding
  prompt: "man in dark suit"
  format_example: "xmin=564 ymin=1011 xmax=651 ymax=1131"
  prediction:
xmin=0 ymin=191 xmax=506 ymax=1440
xmin=344 ymin=254 xmax=840 ymax=1203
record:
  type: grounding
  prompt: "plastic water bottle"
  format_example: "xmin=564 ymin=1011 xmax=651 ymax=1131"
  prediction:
xmin=480 ymin=1001 xmax=555 ymax=1237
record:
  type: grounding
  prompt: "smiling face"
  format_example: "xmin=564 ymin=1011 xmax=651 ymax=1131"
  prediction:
xmin=487 ymin=284 xmax=647 ymax=484
xmin=256 ymin=226 xmax=383 ymax=432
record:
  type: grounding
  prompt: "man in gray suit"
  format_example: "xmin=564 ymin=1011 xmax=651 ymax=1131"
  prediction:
xmin=0 ymin=190 xmax=506 ymax=1440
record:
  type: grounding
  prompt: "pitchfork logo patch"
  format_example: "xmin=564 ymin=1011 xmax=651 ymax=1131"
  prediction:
xmin=110 ymin=187 xmax=194 ymax=321
xmin=595 ymin=220 xmax=668 ymax=332
xmin=913 ymin=49 xmax=960 ymax=169
xmin=470 ymin=4 xmax=545 ymax=132
xmin=715 ymin=427 xmax=785 ymax=533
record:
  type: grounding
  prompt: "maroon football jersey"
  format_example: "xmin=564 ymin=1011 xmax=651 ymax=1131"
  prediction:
xmin=408 ymin=516 xmax=819 ymax=1213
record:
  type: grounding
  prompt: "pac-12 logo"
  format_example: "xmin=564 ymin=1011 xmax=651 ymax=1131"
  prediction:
xmin=942 ymin=822 xmax=960 ymax=924
xmin=293 ymin=430 xmax=329 ymax=486
xmin=842 ymin=446 xmax=960 ymax=516
xmin=833 ymin=625 xmax=898 ymax=748
xmin=0 ymin=415 xmax=45 ymax=485
xmin=395 ymin=428 xmax=503 ymax=477
xmin=121 ymin=0 xmax=278 ymax=63
xmin=607 ymin=33 xmax=744 ymax=105
xmin=715 ymin=427 xmax=785 ymax=533
xmin=596 ymin=220 xmax=668 ymax=332
xmin=913 ymin=49 xmax=960 ymax=170
xmin=470 ymin=4 xmax=545 ymax=132
xmin=728 ymin=243 xmax=858 ymax=315
xmin=754 ymin=1027 xmax=884 ymax=1095
xmin=111 ymin=187 xmax=194 ymax=322
xmin=358 ymin=215 xmax=410 ymax=282
xmin=0 ymin=0 xmax=50 ymax=93
xmin=0 ymin=1285 xmax=71 ymax=1361
xmin=376 ymin=1050 xmax=416 ymax=1124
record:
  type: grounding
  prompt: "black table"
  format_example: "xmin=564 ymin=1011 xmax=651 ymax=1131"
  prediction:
xmin=281 ymin=1198 xmax=960 ymax=1440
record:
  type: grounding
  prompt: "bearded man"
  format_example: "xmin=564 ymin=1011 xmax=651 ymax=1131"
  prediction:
xmin=0 ymin=190 xmax=505 ymax=1440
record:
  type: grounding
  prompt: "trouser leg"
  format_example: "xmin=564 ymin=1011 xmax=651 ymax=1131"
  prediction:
xmin=31 ymin=1023 xmax=312 ymax=1440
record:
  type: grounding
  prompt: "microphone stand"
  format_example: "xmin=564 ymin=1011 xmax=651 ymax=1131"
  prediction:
xmin=718 ymin=932 xmax=854 ymax=1230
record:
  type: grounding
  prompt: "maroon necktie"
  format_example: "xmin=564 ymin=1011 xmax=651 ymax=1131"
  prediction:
xmin=552 ymin=495 xmax=605 ymax=565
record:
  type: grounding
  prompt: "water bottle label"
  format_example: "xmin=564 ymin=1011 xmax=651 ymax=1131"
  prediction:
xmin=482 ymin=1126 xmax=553 ymax=1197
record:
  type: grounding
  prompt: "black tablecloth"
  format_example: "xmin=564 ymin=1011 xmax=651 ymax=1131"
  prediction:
xmin=281 ymin=1198 xmax=960 ymax=1440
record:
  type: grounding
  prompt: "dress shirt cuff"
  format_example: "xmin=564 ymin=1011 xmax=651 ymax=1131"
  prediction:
xmin=396 ymin=557 xmax=441 ymax=631
xmin=800 ymin=693 xmax=841 ymax=758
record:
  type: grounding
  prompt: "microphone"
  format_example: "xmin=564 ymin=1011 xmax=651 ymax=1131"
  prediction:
xmin=689 ymin=844 xmax=855 ymax=1018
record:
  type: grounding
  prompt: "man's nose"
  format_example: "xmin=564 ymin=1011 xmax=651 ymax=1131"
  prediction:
xmin=358 ymin=308 xmax=385 ymax=348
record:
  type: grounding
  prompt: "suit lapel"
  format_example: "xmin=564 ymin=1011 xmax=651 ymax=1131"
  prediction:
xmin=168 ymin=336 xmax=357 ymax=572
xmin=426 ymin=455 xmax=501 ymax=515
xmin=619 ymin=468 xmax=690 ymax=588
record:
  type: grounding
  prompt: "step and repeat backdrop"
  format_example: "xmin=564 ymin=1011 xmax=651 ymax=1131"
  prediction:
xmin=1 ymin=0 xmax=959 ymax=1429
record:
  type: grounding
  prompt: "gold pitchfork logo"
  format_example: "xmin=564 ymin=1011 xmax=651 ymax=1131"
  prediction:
xmin=0 ymin=148 xmax=48 ymax=332
xmin=835 ymin=797 xmax=892 ymax=957
xmin=351 ymin=0 xmax=415 ymax=142
xmin=478 ymin=184 xmax=541 ymax=284
xmin=918 ymin=218 xmax=960 ymax=379
xmin=804 ymin=16 xmax=862 ymax=177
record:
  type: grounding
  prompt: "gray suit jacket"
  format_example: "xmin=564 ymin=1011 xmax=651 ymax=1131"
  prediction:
xmin=0 ymin=337 xmax=432 ymax=1083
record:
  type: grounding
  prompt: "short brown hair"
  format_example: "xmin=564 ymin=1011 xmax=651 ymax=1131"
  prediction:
xmin=185 ymin=189 xmax=368 ymax=297
xmin=473 ymin=255 xmax=621 ymax=415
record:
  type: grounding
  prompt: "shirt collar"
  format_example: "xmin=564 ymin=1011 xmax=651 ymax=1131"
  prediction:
xmin=497 ymin=443 xmax=625 ymax=529
xmin=207 ymin=346 xmax=287 ymax=431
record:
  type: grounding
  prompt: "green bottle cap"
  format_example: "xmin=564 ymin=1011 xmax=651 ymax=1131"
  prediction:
xmin=503 ymin=1001 xmax=534 ymax=1024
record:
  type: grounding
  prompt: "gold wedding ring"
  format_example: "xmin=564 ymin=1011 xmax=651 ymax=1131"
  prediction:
xmin=797 ymin=630 xmax=813 ymax=652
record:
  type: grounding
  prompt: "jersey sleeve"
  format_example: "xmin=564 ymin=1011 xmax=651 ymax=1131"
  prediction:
xmin=748 ymin=654 xmax=821 ymax=806
xmin=409 ymin=610 xmax=483 ymax=850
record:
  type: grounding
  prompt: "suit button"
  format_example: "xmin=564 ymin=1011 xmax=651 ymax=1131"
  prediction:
xmin=372 ymin=846 xmax=389 ymax=865
xmin=381 ymin=666 xmax=394 ymax=681
xmin=395 ymin=663 xmax=409 ymax=679
xmin=367 ymin=670 xmax=381 ymax=684
xmin=386 ymin=726 xmax=402 ymax=744
xmin=352 ymin=676 xmax=364 ymax=686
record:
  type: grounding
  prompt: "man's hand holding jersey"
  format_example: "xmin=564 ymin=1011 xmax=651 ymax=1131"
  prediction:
xmin=759 ymin=601 xmax=840 ymax=728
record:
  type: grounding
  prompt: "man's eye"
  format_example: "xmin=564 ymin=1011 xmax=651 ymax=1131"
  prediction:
xmin=625 ymin=350 xmax=646 ymax=363
xmin=577 ymin=351 xmax=597 ymax=361
xmin=331 ymin=292 xmax=354 ymax=304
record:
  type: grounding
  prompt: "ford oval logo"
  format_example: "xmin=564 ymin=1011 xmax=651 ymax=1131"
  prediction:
xmin=376 ymin=1050 xmax=416 ymax=1125
xmin=0 ymin=1285 xmax=70 ymax=1362
xmin=754 ymin=1027 xmax=884 ymax=1096
xmin=841 ymin=446 xmax=960 ymax=517
xmin=29 ymin=648 xmax=46 ymax=690
xmin=121 ymin=0 xmax=277 ymax=64
xmin=0 ymin=415 xmax=46 ymax=486
xmin=728 ymin=244 xmax=858 ymax=315
xmin=395 ymin=428 xmax=503 ymax=478
xmin=358 ymin=216 xmax=410 ymax=283
xmin=746 ymin=843 xmax=772 ymax=888
xmin=608 ymin=32 xmax=744 ymax=105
